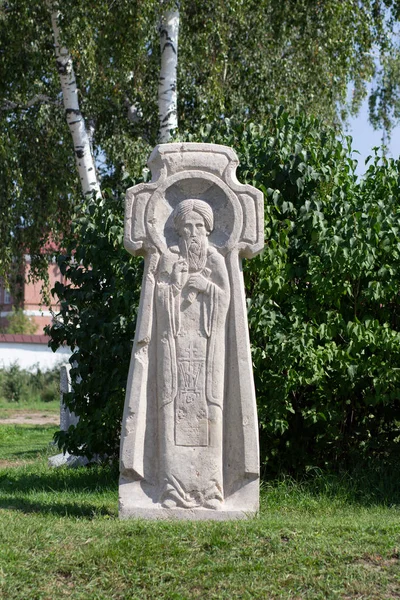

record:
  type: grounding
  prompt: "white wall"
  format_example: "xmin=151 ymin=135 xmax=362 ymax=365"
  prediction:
xmin=0 ymin=343 xmax=71 ymax=372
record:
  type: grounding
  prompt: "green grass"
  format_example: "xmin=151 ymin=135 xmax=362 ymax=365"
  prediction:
xmin=1 ymin=425 xmax=400 ymax=600
xmin=0 ymin=398 xmax=59 ymax=418
xmin=0 ymin=424 xmax=58 ymax=462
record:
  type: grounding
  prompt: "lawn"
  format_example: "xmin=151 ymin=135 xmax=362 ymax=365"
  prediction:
xmin=0 ymin=398 xmax=59 ymax=418
xmin=0 ymin=364 xmax=60 ymax=418
xmin=0 ymin=424 xmax=400 ymax=600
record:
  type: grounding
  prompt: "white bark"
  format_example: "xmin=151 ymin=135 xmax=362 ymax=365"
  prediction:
xmin=47 ymin=2 xmax=101 ymax=198
xmin=158 ymin=6 xmax=179 ymax=142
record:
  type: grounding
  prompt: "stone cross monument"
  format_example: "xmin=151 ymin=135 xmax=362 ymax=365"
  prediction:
xmin=119 ymin=143 xmax=264 ymax=520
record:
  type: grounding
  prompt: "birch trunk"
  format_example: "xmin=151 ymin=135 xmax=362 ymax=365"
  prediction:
xmin=47 ymin=2 xmax=101 ymax=198
xmin=158 ymin=5 xmax=179 ymax=142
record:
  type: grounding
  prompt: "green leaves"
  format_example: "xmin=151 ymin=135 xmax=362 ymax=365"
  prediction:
xmin=47 ymin=188 xmax=144 ymax=459
xmin=3 ymin=0 xmax=400 ymax=285
xmin=47 ymin=109 xmax=400 ymax=473
xmin=195 ymin=111 xmax=400 ymax=474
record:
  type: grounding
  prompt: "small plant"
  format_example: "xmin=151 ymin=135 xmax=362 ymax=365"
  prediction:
xmin=4 ymin=307 xmax=38 ymax=335
xmin=2 ymin=362 xmax=25 ymax=402
xmin=0 ymin=364 xmax=60 ymax=404
xmin=31 ymin=367 xmax=59 ymax=403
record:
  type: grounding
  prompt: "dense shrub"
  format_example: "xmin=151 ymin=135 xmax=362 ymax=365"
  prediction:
xmin=48 ymin=110 xmax=400 ymax=473
xmin=48 ymin=191 xmax=143 ymax=458
xmin=0 ymin=364 xmax=60 ymax=403
xmin=200 ymin=113 xmax=400 ymax=474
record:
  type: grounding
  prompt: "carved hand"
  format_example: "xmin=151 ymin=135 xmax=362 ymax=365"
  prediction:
xmin=188 ymin=274 xmax=209 ymax=293
xmin=171 ymin=259 xmax=188 ymax=285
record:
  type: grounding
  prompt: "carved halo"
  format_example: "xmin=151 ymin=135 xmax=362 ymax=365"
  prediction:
xmin=145 ymin=171 xmax=243 ymax=255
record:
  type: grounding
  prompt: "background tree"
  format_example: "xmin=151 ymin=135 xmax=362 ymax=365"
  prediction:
xmin=158 ymin=0 xmax=180 ymax=141
xmin=2 ymin=307 xmax=38 ymax=335
xmin=47 ymin=0 xmax=101 ymax=199
xmin=3 ymin=0 xmax=400 ymax=470
xmin=0 ymin=1 xmax=76 ymax=283
xmin=2 ymin=0 xmax=400 ymax=282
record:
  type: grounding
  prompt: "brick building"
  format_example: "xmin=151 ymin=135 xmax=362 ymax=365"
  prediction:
xmin=0 ymin=256 xmax=65 ymax=335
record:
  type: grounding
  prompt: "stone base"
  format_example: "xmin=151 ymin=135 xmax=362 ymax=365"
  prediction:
xmin=119 ymin=477 xmax=259 ymax=521
xmin=48 ymin=452 xmax=90 ymax=468
xmin=119 ymin=506 xmax=257 ymax=521
xmin=48 ymin=452 xmax=101 ymax=468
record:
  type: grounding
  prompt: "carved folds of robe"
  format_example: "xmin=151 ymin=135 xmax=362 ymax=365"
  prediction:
xmin=156 ymin=245 xmax=230 ymax=508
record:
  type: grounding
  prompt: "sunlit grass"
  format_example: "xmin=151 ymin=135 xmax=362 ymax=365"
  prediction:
xmin=1 ymin=424 xmax=400 ymax=599
xmin=0 ymin=398 xmax=59 ymax=416
xmin=0 ymin=424 xmax=58 ymax=462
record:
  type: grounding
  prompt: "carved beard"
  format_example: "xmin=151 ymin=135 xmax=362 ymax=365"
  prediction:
xmin=181 ymin=236 xmax=207 ymax=272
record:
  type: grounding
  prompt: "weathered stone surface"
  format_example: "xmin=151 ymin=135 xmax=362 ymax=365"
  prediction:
xmin=48 ymin=451 xmax=90 ymax=468
xmin=119 ymin=143 xmax=264 ymax=520
xmin=48 ymin=364 xmax=80 ymax=468
xmin=59 ymin=364 xmax=79 ymax=432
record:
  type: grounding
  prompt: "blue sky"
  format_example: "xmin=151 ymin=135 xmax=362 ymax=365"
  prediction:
xmin=349 ymin=96 xmax=400 ymax=177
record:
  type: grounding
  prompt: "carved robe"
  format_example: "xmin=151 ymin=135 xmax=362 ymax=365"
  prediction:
xmin=155 ymin=245 xmax=230 ymax=508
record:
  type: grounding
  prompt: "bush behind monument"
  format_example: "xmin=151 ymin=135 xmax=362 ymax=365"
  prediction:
xmin=48 ymin=109 xmax=400 ymax=474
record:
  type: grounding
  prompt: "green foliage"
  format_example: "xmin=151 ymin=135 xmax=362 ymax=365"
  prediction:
xmin=2 ymin=0 xmax=400 ymax=283
xmin=0 ymin=364 xmax=59 ymax=404
xmin=179 ymin=0 xmax=380 ymax=127
xmin=3 ymin=307 xmax=38 ymax=335
xmin=194 ymin=112 xmax=400 ymax=474
xmin=1 ymin=363 xmax=24 ymax=402
xmin=47 ymin=190 xmax=143 ymax=459
xmin=0 ymin=1 xmax=77 ymax=283
xmin=49 ymin=110 xmax=400 ymax=472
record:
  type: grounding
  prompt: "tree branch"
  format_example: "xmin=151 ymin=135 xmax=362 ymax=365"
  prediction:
xmin=1 ymin=94 xmax=61 ymax=111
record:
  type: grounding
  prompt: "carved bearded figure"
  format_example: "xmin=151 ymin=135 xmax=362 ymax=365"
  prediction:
xmin=120 ymin=143 xmax=263 ymax=520
xmin=155 ymin=199 xmax=230 ymax=508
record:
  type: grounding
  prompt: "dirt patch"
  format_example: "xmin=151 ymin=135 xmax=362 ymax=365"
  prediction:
xmin=0 ymin=412 xmax=59 ymax=425
xmin=0 ymin=459 xmax=35 ymax=468
xmin=354 ymin=553 xmax=400 ymax=571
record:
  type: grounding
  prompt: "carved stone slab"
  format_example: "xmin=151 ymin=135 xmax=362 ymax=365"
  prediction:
xmin=59 ymin=364 xmax=78 ymax=432
xmin=119 ymin=143 xmax=264 ymax=520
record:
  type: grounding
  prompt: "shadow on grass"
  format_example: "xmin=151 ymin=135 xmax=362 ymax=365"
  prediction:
xmin=2 ymin=458 xmax=400 ymax=520
xmin=265 ymin=464 xmax=400 ymax=508
xmin=0 ymin=464 xmax=118 ymax=493
xmin=0 ymin=464 xmax=118 ymax=518
xmin=0 ymin=495 xmax=116 ymax=518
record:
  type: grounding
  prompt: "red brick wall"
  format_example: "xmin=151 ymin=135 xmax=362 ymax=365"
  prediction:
xmin=0 ymin=260 xmax=65 ymax=334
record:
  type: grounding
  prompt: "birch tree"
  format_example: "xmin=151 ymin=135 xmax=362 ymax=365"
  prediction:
xmin=158 ymin=1 xmax=180 ymax=142
xmin=2 ymin=0 xmax=400 ymax=282
xmin=47 ymin=2 xmax=101 ymax=198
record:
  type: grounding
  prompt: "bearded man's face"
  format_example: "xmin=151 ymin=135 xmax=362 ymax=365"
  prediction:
xmin=178 ymin=211 xmax=208 ymax=241
xmin=177 ymin=210 xmax=208 ymax=272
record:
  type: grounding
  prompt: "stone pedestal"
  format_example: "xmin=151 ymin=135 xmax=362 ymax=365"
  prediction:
xmin=119 ymin=143 xmax=264 ymax=520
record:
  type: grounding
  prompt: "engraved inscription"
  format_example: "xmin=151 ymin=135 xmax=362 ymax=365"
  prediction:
xmin=176 ymin=341 xmax=207 ymax=446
